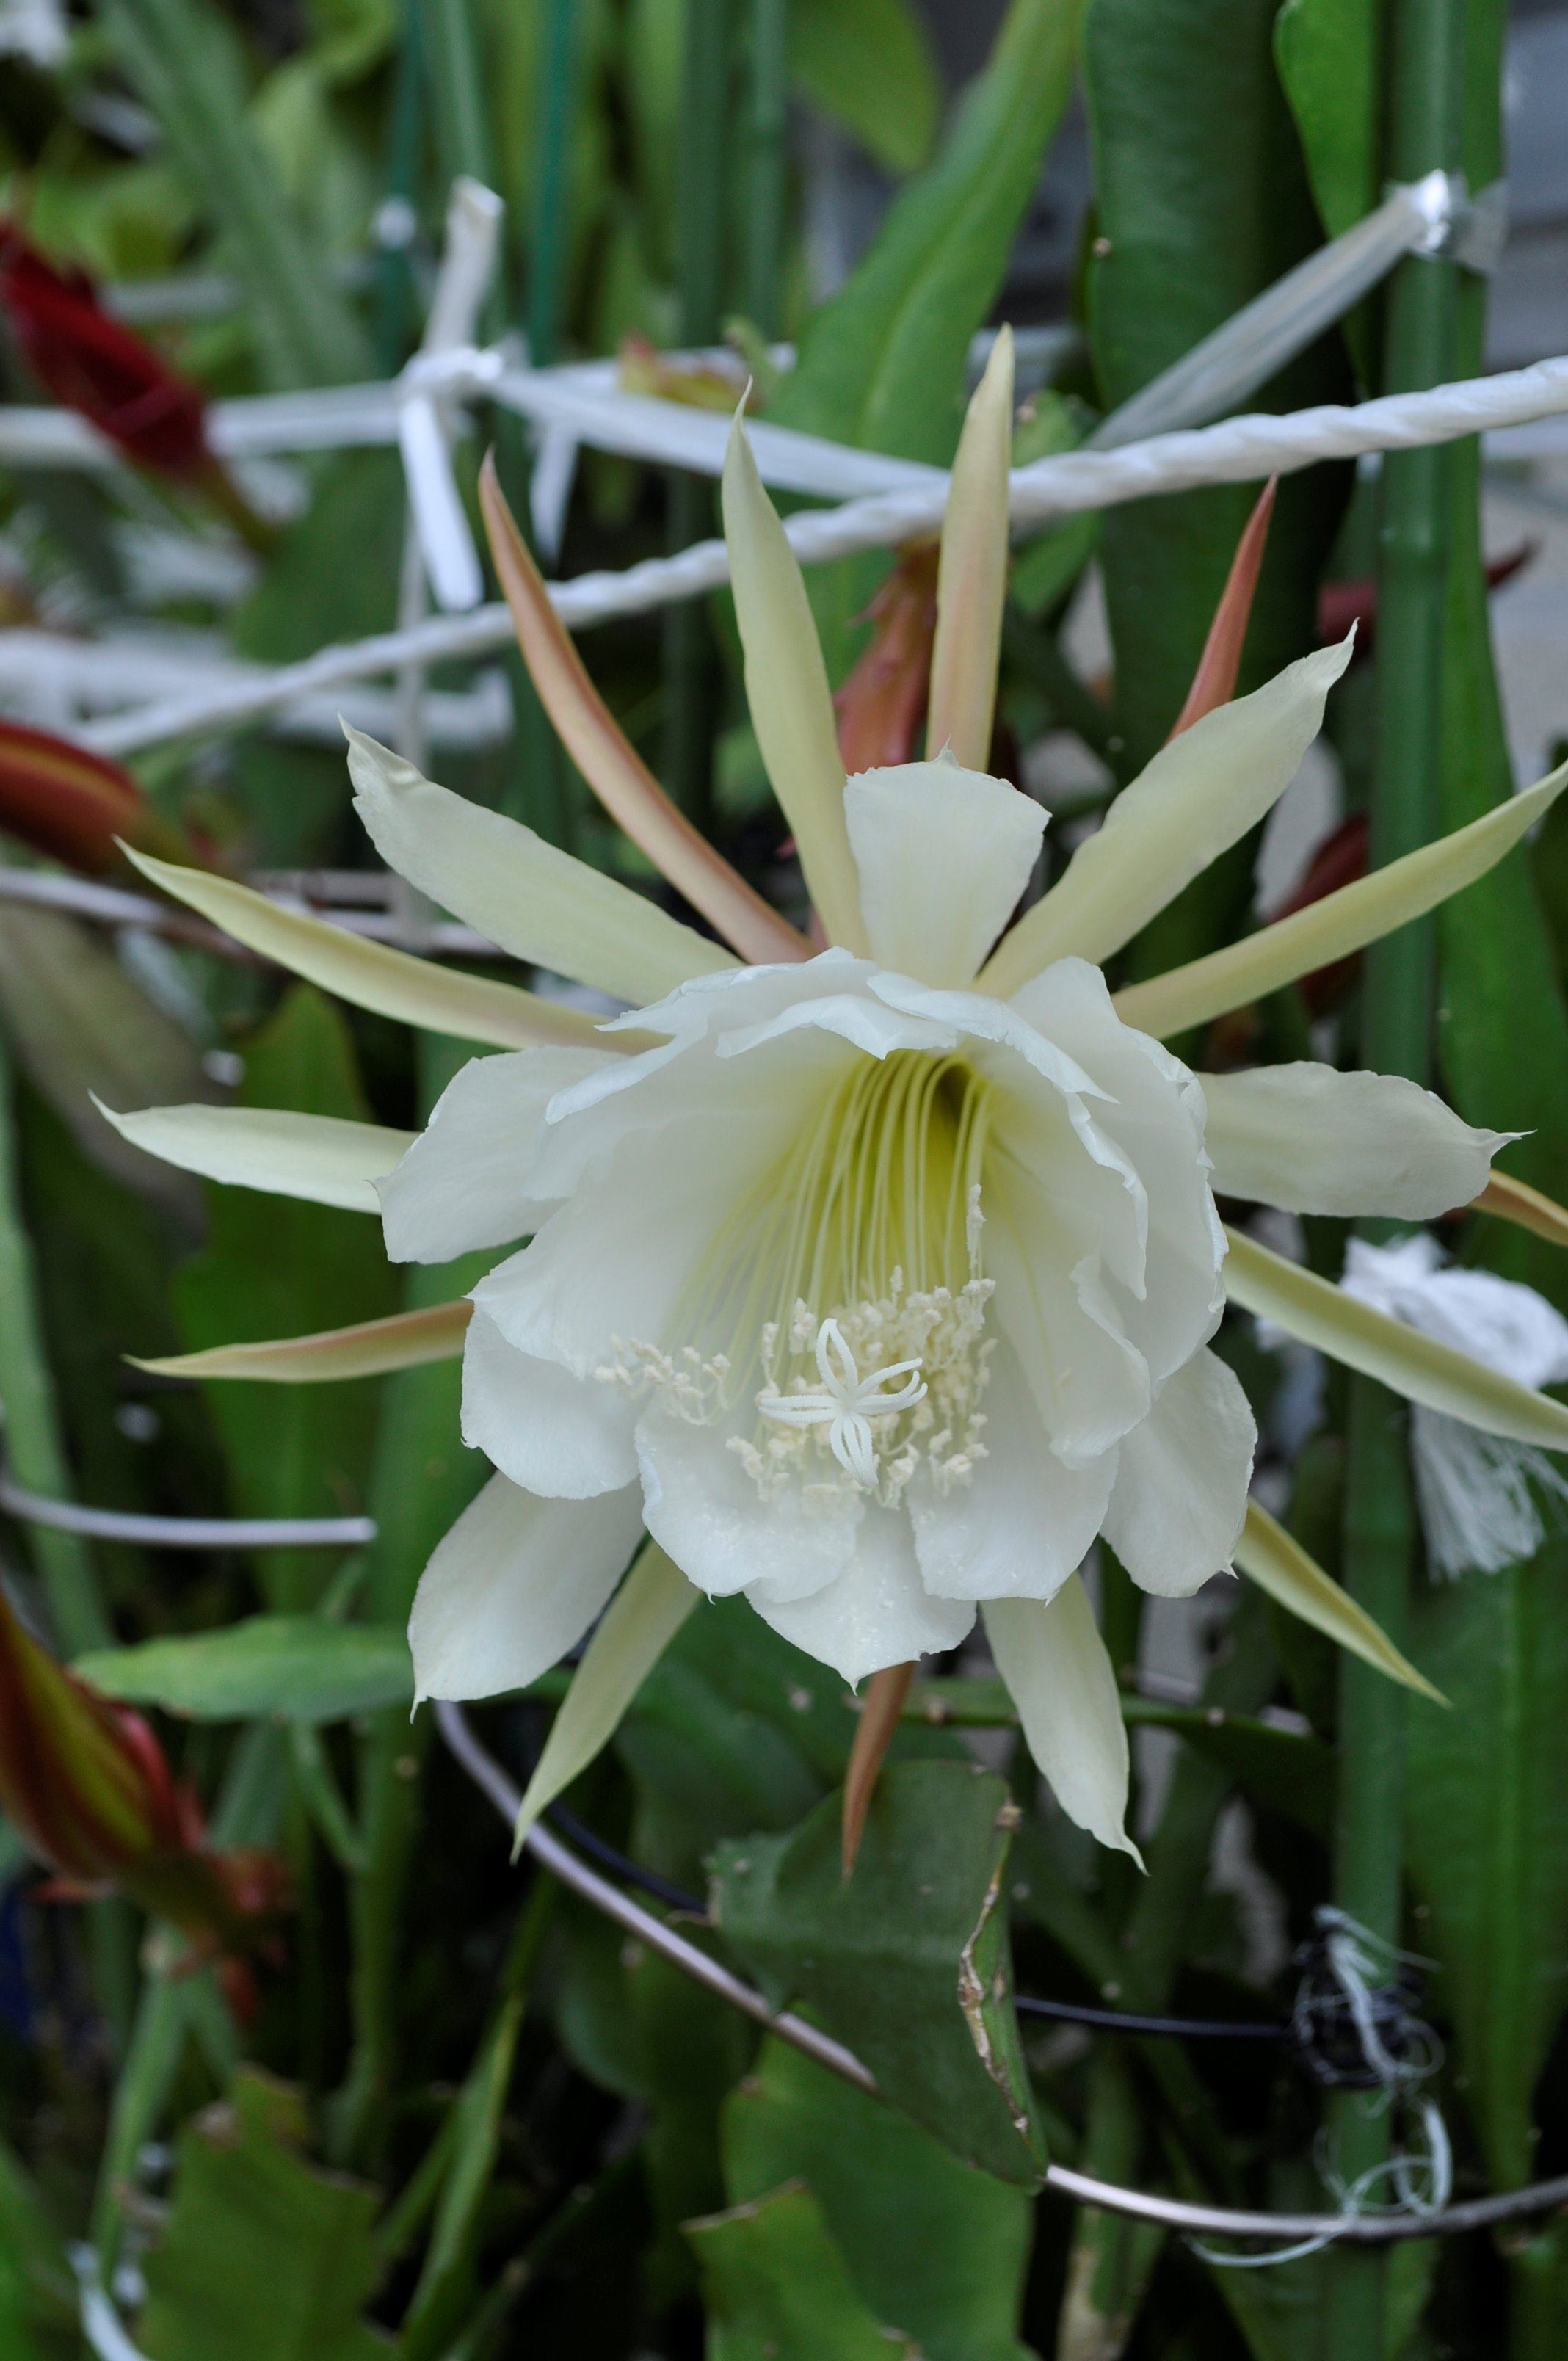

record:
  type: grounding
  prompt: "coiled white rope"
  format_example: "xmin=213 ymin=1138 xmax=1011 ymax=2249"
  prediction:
xmin=77 ymin=350 xmax=1568 ymax=758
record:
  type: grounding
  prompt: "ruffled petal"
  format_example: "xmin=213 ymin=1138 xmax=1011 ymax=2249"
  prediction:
xmin=408 ymin=1473 xmax=644 ymax=1702
xmin=1201 ymin=1063 xmax=1509 ymax=1219
xmin=843 ymin=758 xmax=1044 ymax=988
xmin=1010 ymin=959 xmax=1224 ymax=1384
xmin=379 ymin=1046 xmax=615 ymax=1263
xmin=1102 ymin=1347 xmax=1255 ymax=1597
xmin=461 ymin=1310 xmax=639 ymax=1498
xmin=636 ymin=1409 xmax=862 ymax=1602
xmin=751 ymin=1509 xmax=974 ymax=1684
xmin=909 ymin=1336 xmax=1116 ymax=1602
xmin=985 ymin=1164 xmax=1152 ymax=1465
xmin=985 ymin=1580 xmax=1140 ymax=1860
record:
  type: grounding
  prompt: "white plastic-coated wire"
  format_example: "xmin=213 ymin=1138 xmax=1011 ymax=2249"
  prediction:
xmin=0 ymin=1465 xmax=375 ymax=1548
xmin=80 ymin=351 xmax=1568 ymax=759
xmin=0 ymin=863 xmax=507 ymax=957
xmin=435 ymin=1702 xmax=1568 ymax=2247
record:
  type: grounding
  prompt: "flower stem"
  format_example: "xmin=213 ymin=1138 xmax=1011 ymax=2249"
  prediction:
xmin=1328 ymin=1 xmax=1464 ymax=2349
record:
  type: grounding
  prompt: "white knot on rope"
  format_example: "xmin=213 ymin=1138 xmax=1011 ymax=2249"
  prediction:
xmin=1342 ymin=1234 xmax=1568 ymax=1577
xmin=1200 ymin=1908 xmax=1450 ymax=2270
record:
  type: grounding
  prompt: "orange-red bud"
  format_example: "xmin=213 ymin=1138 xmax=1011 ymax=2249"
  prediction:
xmin=0 ymin=1588 xmax=288 ymax=1968
xmin=834 ymin=546 xmax=940 ymax=776
xmin=0 ymin=719 xmax=185 ymax=876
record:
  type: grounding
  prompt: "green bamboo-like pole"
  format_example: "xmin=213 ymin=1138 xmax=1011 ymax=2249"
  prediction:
xmin=530 ymin=0 xmax=585 ymax=370
xmin=374 ymin=0 xmax=424 ymax=375
xmin=1325 ymin=3 xmax=1464 ymax=2351
xmin=664 ymin=0 xmax=731 ymax=833
xmin=746 ymin=0 xmax=789 ymax=336
xmin=425 ymin=0 xmax=495 ymax=194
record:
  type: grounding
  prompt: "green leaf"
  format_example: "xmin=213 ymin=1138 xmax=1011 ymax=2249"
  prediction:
xmin=100 ymin=0 xmax=371 ymax=388
xmin=711 ymin=1760 xmax=1045 ymax=2184
xmin=0 ymin=2135 xmax=76 ymax=2361
xmin=1405 ymin=1542 xmax=1568 ymax=2188
xmin=721 ymin=2037 xmax=1035 ymax=2361
xmin=231 ymin=454 xmax=405 ymax=667
xmin=139 ymin=2072 xmax=386 ymax=2361
xmin=769 ymin=0 xmax=1081 ymax=681
xmin=687 ymin=2180 xmax=919 ymax=2361
xmin=789 ymin=0 xmax=941 ymax=177
xmin=173 ymin=988 xmax=396 ymax=1612
xmin=1273 ymin=0 xmax=1379 ymax=242
xmin=0 ymin=907 xmax=210 ymax=1223
xmin=774 ymin=0 xmax=1079 ymax=465
xmin=1084 ymin=0 xmax=1351 ymax=984
xmin=74 ymin=1616 xmax=412 ymax=1724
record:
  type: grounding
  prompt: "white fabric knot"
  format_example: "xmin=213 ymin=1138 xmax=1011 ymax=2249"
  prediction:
xmin=1343 ymin=1233 xmax=1568 ymax=1575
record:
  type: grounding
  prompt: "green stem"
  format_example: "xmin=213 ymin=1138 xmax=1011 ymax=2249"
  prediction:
xmin=745 ymin=0 xmax=789 ymax=336
xmin=0 ymin=1034 xmax=109 ymax=1653
xmin=529 ymin=0 xmax=584 ymax=369
xmin=1326 ymin=6 xmax=1464 ymax=2353
xmin=425 ymin=0 xmax=495 ymax=192
xmin=374 ymin=0 xmax=426 ymax=376
xmin=663 ymin=0 xmax=731 ymax=832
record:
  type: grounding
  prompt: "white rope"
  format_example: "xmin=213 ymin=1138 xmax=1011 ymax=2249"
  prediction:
xmin=77 ymin=352 xmax=1568 ymax=758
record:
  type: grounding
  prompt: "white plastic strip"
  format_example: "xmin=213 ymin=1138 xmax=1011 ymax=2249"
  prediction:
xmin=0 ymin=1466 xmax=376 ymax=1548
xmin=79 ymin=352 xmax=1568 ymax=757
xmin=397 ymin=180 xmax=504 ymax=613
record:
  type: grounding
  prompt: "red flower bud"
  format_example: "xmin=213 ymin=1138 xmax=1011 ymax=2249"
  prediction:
xmin=0 ymin=719 xmax=186 ymax=876
xmin=0 ymin=1588 xmax=289 ymax=1969
xmin=834 ymin=546 xmax=940 ymax=776
xmin=0 ymin=224 xmax=211 ymax=479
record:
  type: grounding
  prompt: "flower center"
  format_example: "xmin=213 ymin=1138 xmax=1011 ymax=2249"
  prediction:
xmin=597 ymin=1051 xmax=999 ymax=1506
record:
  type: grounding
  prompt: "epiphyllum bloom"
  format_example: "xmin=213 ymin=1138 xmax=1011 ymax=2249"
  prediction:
xmin=114 ymin=334 xmax=1568 ymax=1857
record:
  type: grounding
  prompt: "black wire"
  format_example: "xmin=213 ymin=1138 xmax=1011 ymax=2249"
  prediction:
xmin=543 ymin=1802 xmax=708 ymax=1915
xmin=1015 ymin=1995 xmax=1287 ymax=2042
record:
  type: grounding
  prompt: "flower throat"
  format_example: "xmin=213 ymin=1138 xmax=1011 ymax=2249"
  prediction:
xmin=602 ymin=1051 xmax=998 ymax=1504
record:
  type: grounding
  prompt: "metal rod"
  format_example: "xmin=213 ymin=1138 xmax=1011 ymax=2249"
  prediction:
xmin=435 ymin=1702 xmax=1568 ymax=2246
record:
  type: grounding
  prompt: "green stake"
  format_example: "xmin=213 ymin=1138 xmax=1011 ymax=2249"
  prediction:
xmin=746 ymin=0 xmax=790 ymax=337
xmin=1326 ymin=1 xmax=1464 ymax=2352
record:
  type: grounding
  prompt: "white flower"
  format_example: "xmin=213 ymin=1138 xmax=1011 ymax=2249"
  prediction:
xmin=113 ymin=332 xmax=1568 ymax=1857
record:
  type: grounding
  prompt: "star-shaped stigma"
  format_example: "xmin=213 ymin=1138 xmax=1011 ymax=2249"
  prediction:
xmin=757 ymin=1317 xmax=928 ymax=1488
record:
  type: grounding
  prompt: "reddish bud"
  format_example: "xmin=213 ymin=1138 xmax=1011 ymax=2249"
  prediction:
xmin=0 ymin=1588 xmax=288 ymax=1970
xmin=834 ymin=546 xmax=940 ymax=775
xmin=1317 ymin=543 xmax=1536 ymax=657
xmin=0 ymin=718 xmax=185 ymax=876
xmin=0 ymin=224 xmax=210 ymax=478
xmin=617 ymin=332 xmax=755 ymax=415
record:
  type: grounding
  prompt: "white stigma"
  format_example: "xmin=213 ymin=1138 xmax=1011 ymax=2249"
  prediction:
xmin=756 ymin=1316 xmax=927 ymax=1490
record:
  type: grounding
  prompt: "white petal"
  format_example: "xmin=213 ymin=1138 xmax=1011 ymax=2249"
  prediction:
xmin=722 ymin=418 xmax=866 ymax=953
xmin=97 ymin=1100 xmax=411 ymax=1211
xmin=1011 ymin=960 xmax=1225 ymax=1385
xmin=461 ymin=1310 xmax=639 ymax=1498
xmin=1114 ymin=756 xmax=1568 ymax=1042
xmin=345 ymin=725 xmax=736 ymax=1005
xmin=1201 ymin=1063 xmax=1509 ymax=1219
xmin=512 ymin=1541 xmax=699 ymax=1841
xmin=986 ymin=1160 xmax=1152 ymax=1464
xmin=985 ymin=1579 xmax=1140 ymax=1860
xmin=909 ymin=1336 xmax=1115 ymax=1602
xmin=408 ymin=1473 xmax=645 ymax=1702
xmin=981 ymin=639 xmax=1354 ymax=993
xmin=379 ymin=1045 xmax=614 ymax=1263
xmin=123 ymin=847 xmax=609 ymax=1053
xmin=927 ymin=324 xmax=1013 ymax=772
xmin=752 ymin=1509 xmax=974 ymax=1684
xmin=636 ymin=1410 xmax=862 ymax=1602
xmin=843 ymin=757 xmax=1044 ymax=988
xmin=1101 ymin=1347 xmax=1255 ymax=1597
